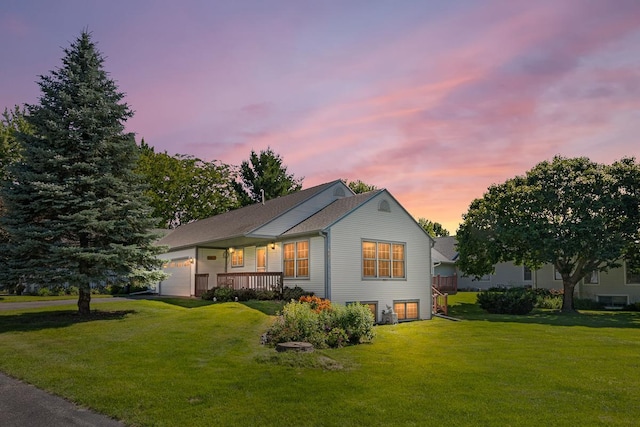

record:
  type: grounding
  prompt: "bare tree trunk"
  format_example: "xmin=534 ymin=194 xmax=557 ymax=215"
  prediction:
xmin=561 ymin=281 xmax=576 ymax=312
xmin=78 ymin=284 xmax=91 ymax=315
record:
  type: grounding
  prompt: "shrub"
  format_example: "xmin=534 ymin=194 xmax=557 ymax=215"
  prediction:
xmin=282 ymin=286 xmax=312 ymax=301
xmin=201 ymin=289 xmax=216 ymax=300
xmin=624 ymin=302 xmax=640 ymax=312
xmin=214 ymin=287 xmax=235 ymax=302
xmin=299 ymin=295 xmax=332 ymax=312
xmin=235 ymin=288 xmax=257 ymax=302
xmin=336 ymin=303 xmax=376 ymax=344
xmin=37 ymin=287 xmax=51 ymax=296
xmin=477 ymin=287 xmax=537 ymax=314
xmin=264 ymin=300 xmax=376 ymax=349
xmin=256 ymin=290 xmax=278 ymax=300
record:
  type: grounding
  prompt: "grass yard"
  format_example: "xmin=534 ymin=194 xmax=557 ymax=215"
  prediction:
xmin=0 ymin=294 xmax=639 ymax=426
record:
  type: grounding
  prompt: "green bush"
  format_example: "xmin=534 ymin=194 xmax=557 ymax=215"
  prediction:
xmin=335 ymin=303 xmax=376 ymax=344
xmin=256 ymin=290 xmax=278 ymax=300
xmin=624 ymin=302 xmax=640 ymax=311
xmin=214 ymin=287 xmax=235 ymax=302
xmin=282 ymin=286 xmax=312 ymax=301
xmin=201 ymin=289 xmax=216 ymax=300
xmin=235 ymin=288 xmax=257 ymax=301
xmin=536 ymin=295 xmax=563 ymax=309
xmin=264 ymin=300 xmax=376 ymax=349
xmin=477 ymin=287 xmax=537 ymax=314
xmin=37 ymin=287 xmax=51 ymax=296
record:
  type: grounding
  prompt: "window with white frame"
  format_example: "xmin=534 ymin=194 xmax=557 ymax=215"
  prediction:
xmin=230 ymin=248 xmax=244 ymax=267
xmin=362 ymin=240 xmax=405 ymax=279
xmin=597 ymin=295 xmax=628 ymax=308
xmin=584 ymin=270 xmax=599 ymax=285
xmin=626 ymin=257 xmax=640 ymax=285
xmin=523 ymin=266 xmax=532 ymax=281
xmin=283 ymin=240 xmax=309 ymax=278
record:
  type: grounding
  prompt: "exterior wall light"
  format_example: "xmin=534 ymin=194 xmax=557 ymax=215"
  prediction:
xmin=270 ymin=242 xmax=276 ymax=250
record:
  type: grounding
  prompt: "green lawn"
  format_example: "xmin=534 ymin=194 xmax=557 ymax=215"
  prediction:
xmin=0 ymin=294 xmax=113 ymax=303
xmin=0 ymin=294 xmax=639 ymax=426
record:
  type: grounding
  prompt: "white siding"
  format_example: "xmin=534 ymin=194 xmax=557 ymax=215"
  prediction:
xmin=328 ymin=192 xmax=432 ymax=320
xmin=282 ymin=236 xmax=326 ymax=298
xmin=253 ymin=182 xmax=350 ymax=236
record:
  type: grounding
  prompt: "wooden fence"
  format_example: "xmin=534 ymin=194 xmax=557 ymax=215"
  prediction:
xmin=216 ymin=272 xmax=283 ymax=293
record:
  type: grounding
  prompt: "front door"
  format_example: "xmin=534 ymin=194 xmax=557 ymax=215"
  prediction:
xmin=256 ymin=247 xmax=267 ymax=272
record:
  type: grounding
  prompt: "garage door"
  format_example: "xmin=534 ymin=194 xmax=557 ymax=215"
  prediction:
xmin=160 ymin=258 xmax=191 ymax=296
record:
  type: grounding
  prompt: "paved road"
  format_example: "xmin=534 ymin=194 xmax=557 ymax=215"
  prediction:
xmin=0 ymin=297 xmax=133 ymax=311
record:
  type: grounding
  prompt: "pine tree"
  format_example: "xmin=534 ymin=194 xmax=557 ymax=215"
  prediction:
xmin=0 ymin=31 xmax=165 ymax=314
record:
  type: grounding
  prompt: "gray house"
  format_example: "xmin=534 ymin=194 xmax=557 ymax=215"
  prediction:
xmin=433 ymin=236 xmax=640 ymax=307
xmin=156 ymin=180 xmax=434 ymax=321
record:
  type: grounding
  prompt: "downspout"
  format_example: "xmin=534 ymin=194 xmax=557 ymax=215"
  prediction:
xmin=320 ymin=230 xmax=330 ymax=300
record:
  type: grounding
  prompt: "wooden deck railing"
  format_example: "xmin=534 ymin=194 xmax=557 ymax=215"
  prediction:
xmin=432 ymin=274 xmax=457 ymax=294
xmin=216 ymin=272 xmax=283 ymax=293
xmin=432 ymin=286 xmax=448 ymax=315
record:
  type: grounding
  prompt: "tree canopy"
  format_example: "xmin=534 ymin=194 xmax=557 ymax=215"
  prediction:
xmin=233 ymin=147 xmax=303 ymax=206
xmin=136 ymin=141 xmax=239 ymax=228
xmin=456 ymin=156 xmax=640 ymax=312
xmin=0 ymin=31 xmax=165 ymax=314
xmin=417 ymin=218 xmax=450 ymax=237
xmin=345 ymin=179 xmax=377 ymax=194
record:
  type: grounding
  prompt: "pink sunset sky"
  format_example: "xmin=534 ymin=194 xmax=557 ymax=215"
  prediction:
xmin=2 ymin=0 xmax=640 ymax=233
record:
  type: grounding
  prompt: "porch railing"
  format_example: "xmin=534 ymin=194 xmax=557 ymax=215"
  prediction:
xmin=433 ymin=274 xmax=457 ymax=294
xmin=216 ymin=272 xmax=284 ymax=293
xmin=432 ymin=286 xmax=448 ymax=316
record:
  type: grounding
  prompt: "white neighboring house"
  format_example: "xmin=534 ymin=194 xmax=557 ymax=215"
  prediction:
xmin=433 ymin=236 xmax=640 ymax=307
xmin=155 ymin=180 xmax=434 ymax=321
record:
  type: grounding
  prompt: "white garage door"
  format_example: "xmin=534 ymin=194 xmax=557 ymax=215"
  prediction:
xmin=160 ymin=258 xmax=191 ymax=296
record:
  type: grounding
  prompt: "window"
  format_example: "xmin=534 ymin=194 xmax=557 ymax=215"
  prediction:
xmin=597 ymin=295 xmax=628 ymax=308
xmin=626 ymin=258 xmax=640 ymax=285
xmin=256 ymin=247 xmax=266 ymax=272
xmin=523 ymin=266 xmax=532 ymax=281
xmin=584 ymin=270 xmax=599 ymax=285
xmin=378 ymin=200 xmax=390 ymax=212
xmin=283 ymin=240 xmax=309 ymax=278
xmin=231 ymin=248 xmax=244 ymax=267
xmin=554 ymin=267 xmax=562 ymax=281
xmin=362 ymin=240 xmax=405 ymax=279
xmin=394 ymin=300 xmax=419 ymax=321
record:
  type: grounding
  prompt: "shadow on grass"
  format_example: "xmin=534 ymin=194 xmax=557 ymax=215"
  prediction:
xmin=449 ymin=303 xmax=640 ymax=328
xmin=0 ymin=310 xmax=136 ymax=334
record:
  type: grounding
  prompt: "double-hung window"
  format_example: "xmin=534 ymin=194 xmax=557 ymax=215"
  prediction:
xmin=362 ymin=240 xmax=405 ymax=279
xmin=283 ymin=240 xmax=309 ymax=278
xmin=231 ymin=248 xmax=244 ymax=267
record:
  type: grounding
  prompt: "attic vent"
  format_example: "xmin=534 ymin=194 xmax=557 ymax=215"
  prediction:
xmin=378 ymin=200 xmax=391 ymax=212
xmin=333 ymin=187 xmax=346 ymax=197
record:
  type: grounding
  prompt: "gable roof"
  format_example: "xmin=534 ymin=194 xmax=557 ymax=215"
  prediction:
xmin=282 ymin=190 xmax=382 ymax=236
xmin=157 ymin=180 xmax=345 ymax=250
xmin=433 ymin=236 xmax=458 ymax=262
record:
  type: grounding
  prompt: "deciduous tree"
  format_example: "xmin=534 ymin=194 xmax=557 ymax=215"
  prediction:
xmin=0 ymin=31 xmax=165 ymax=314
xmin=417 ymin=218 xmax=450 ymax=237
xmin=456 ymin=156 xmax=640 ymax=312
xmin=136 ymin=141 xmax=239 ymax=228
xmin=345 ymin=179 xmax=377 ymax=194
xmin=234 ymin=147 xmax=303 ymax=205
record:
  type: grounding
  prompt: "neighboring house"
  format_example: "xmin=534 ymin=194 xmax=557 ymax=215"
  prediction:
xmin=155 ymin=180 xmax=434 ymax=321
xmin=433 ymin=236 xmax=640 ymax=307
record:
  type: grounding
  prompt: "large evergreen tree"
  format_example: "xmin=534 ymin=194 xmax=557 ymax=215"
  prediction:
xmin=0 ymin=31 xmax=165 ymax=315
xmin=233 ymin=147 xmax=303 ymax=206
